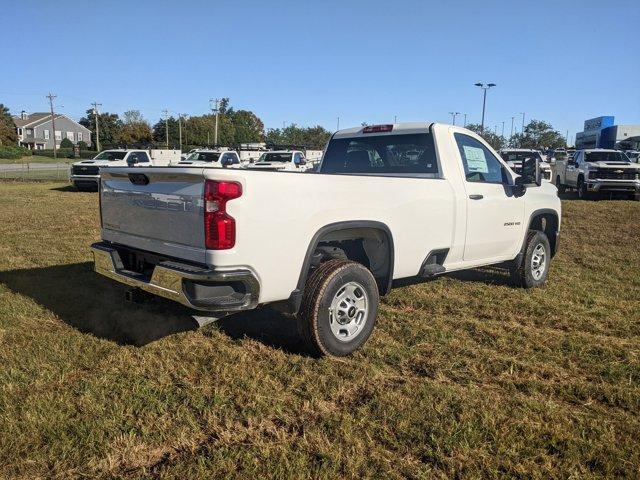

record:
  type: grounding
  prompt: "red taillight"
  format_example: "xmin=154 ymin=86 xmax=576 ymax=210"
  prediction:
xmin=204 ymin=180 xmax=242 ymax=249
xmin=362 ymin=124 xmax=393 ymax=134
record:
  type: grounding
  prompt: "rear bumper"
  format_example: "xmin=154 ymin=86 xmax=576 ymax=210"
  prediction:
xmin=586 ymin=179 xmax=640 ymax=192
xmin=91 ymin=242 xmax=260 ymax=312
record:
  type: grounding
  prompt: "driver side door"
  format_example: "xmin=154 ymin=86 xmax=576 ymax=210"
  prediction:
xmin=454 ymin=133 xmax=525 ymax=262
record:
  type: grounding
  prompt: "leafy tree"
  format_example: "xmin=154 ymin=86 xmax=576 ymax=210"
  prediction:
xmin=79 ymin=109 xmax=123 ymax=149
xmin=462 ymin=123 xmax=506 ymax=151
xmin=510 ymin=120 xmax=566 ymax=149
xmin=231 ymin=110 xmax=264 ymax=143
xmin=77 ymin=141 xmax=88 ymax=150
xmin=265 ymin=124 xmax=331 ymax=149
xmin=60 ymin=138 xmax=74 ymax=148
xmin=152 ymin=116 xmax=180 ymax=147
xmin=0 ymin=104 xmax=18 ymax=146
xmin=120 ymin=110 xmax=152 ymax=145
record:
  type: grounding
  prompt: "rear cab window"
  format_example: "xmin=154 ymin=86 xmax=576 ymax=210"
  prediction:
xmin=320 ymin=133 xmax=439 ymax=177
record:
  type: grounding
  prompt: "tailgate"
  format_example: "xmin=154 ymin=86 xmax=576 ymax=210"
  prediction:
xmin=100 ymin=167 xmax=206 ymax=263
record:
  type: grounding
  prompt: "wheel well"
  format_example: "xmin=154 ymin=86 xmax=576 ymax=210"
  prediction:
xmin=308 ymin=226 xmax=393 ymax=295
xmin=529 ymin=212 xmax=559 ymax=257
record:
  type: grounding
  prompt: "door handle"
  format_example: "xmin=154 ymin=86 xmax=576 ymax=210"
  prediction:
xmin=469 ymin=194 xmax=484 ymax=200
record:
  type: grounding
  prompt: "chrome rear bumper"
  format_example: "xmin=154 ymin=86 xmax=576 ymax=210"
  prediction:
xmin=91 ymin=242 xmax=259 ymax=312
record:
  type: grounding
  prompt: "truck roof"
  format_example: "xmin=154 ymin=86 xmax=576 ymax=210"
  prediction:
xmin=333 ymin=122 xmax=434 ymax=139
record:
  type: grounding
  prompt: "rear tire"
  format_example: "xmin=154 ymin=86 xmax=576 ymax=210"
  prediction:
xmin=298 ymin=259 xmax=379 ymax=357
xmin=511 ymin=230 xmax=551 ymax=289
xmin=555 ymin=176 xmax=566 ymax=194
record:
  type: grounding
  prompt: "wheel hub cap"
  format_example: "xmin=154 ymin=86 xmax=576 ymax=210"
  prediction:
xmin=328 ymin=281 xmax=369 ymax=342
xmin=531 ymin=243 xmax=547 ymax=280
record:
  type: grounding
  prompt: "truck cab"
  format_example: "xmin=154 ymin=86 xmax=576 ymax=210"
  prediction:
xmin=249 ymin=150 xmax=310 ymax=172
xmin=554 ymin=149 xmax=640 ymax=199
xmin=175 ymin=149 xmax=242 ymax=168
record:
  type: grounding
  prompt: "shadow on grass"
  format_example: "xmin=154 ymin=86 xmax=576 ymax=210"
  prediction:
xmin=0 ymin=262 xmax=305 ymax=353
xmin=50 ymin=185 xmax=81 ymax=192
xmin=445 ymin=265 xmax=514 ymax=287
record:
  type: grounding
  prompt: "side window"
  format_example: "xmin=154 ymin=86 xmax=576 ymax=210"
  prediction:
xmin=231 ymin=153 xmax=240 ymax=164
xmin=454 ymin=133 xmax=506 ymax=184
xmin=137 ymin=152 xmax=150 ymax=163
xmin=293 ymin=152 xmax=302 ymax=165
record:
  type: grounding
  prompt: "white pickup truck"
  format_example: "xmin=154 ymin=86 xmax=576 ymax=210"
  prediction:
xmin=70 ymin=149 xmax=181 ymax=191
xmin=554 ymin=149 xmax=640 ymax=200
xmin=500 ymin=149 xmax=552 ymax=180
xmin=91 ymin=123 xmax=561 ymax=356
xmin=175 ymin=149 xmax=242 ymax=168
xmin=249 ymin=150 xmax=311 ymax=172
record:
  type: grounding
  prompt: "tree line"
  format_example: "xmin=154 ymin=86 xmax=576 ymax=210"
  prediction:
xmin=77 ymin=98 xmax=332 ymax=150
xmin=466 ymin=120 xmax=567 ymax=151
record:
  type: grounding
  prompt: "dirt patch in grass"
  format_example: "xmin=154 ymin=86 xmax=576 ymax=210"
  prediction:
xmin=0 ymin=182 xmax=638 ymax=478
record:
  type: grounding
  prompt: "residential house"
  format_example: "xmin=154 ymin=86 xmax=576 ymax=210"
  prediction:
xmin=13 ymin=111 xmax=92 ymax=150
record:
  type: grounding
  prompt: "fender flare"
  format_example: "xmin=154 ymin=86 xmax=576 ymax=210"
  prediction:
xmin=287 ymin=220 xmax=395 ymax=314
xmin=515 ymin=208 xmax=560 ymax=267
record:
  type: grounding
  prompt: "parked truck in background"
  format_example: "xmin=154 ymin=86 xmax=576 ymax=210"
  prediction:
xmin=70 ymin=149 xmax=181 ymax=190
xmin=500 ymin=149 xmax=552 ymax=180
xmin=176 ymin=149 xmax=242 ymax=168
xmin=553 ymin=149 xmax=640 ymax=200
xmin=249 ymin=150 xmax=312 ymax=172
xmin=91 ymin=122 xmax=561 ymax=356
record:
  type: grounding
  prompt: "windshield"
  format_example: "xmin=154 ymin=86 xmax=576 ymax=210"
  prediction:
xmin=94 ymin=151 xmax=127 ymax=161
xmin=585 ymin=151 xmax=629 ymax=162
xmin=258 ymin=153 xmax=292 ymax=163
xmin=500 ymin=151 xmax=542 ymax=163
xmin=185 ymin=152 xmax=221 ymax=162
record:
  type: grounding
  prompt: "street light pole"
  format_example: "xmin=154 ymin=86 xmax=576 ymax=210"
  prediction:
xmin=520 ymin=112 xmax=525 ymax=134
xmin=449 ymin=111 xmax=460 ymax=125
xmin=510 ymin=116 xmax=515 ymax=138
xmin=463 ymin=113 xmax=467 ymax=127
xmin=209 ymin=98 xmax=220 ymax=145
xmin=474 ymin=83 xmax=496 ymax=133
xmin=501 ymin=121 xmax=505 ymax=138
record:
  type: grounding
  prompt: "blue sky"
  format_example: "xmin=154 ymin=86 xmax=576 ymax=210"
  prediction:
xmin=2 ymin=0 xmax=639 ymax=142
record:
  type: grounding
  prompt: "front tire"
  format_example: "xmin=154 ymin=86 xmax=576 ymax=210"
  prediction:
xmin=512 ymin=230 xmax=551 ymax=289
xmin=577 ymin=177 xmax=591 ymax=200
xmin=556 ymin=176 xmax=566 ymax=194
xmin=298 ymin=259 xmax=379 ymax=357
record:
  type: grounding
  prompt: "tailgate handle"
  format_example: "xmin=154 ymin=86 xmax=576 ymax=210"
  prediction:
xmin=129 ymin=173 xmax=149 ymax=185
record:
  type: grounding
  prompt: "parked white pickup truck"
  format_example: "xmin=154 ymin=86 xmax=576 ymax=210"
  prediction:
xmin=500 ymin=149 xmax=552 ymax=180
xmin=91 ymin=123 xmax=561 ymax=356
xmin=554 ymin=149 xmax=640 ymax=200
xmin=249 ymin=150 xmax=311 ymax=172
xmin=70 ymin=149 xmax=181 ymax=191
xmin=175 ymin=149 xmax=242 ymax=168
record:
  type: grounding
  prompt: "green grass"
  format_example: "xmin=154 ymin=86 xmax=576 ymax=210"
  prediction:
xmin=0 ymin=182 xmax=638 ymax=479
xmin=0 ymin=155 xmax=73 ymax=165
xmin=1 ymin=168 xmax=70 ymax=181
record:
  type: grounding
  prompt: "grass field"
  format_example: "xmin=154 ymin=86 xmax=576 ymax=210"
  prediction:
xmin=0 ymin=181 xmax=638 ymax=479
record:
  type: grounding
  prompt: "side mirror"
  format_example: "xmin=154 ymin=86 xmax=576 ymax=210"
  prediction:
xmin=221 ymin=157 xmax=232 ymax=167
xmin=127 ymin=158 xmax=137 ymax=166
xmin=299 ymin=159 xmax=307 ymax=165
xmin=520 ymin=157 xmax=542 ymax=187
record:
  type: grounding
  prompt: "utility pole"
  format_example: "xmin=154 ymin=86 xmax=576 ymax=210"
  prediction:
xmin=46 ymin=93 xmax=57 ymax=159
xmin=510 ymin=116 xmax=515 ymax=137
xmin=178 ymin=114 xmax=186 ymax=151
xmin=494 ymin=125 xmax=498 ymax=135
xmin=449 ymin=112 xmax=460 ymax=125
xmin=501 ymin=121 xmax=505 ymax=137
xmin=474 ymin=83 xmax=496 ymax=134
xmin=161 ymin=109 xmax=169 ymax=148
xmin=463 ymin=113 xmax=467 ymax=127
xmin=209 ymin=98 xmax=219 ymax=145
xmin=566 ymin=130 xmax=569 ymax=146
xmin=394 ymin=115 xmax=397 ymax=123
xmin=91 ymin=101 xmax=102 ymax=152
xmin=520 ymin=112 xmax=526 ymax=134
xmin=337 ymin=117 xmax=340 ymax=130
